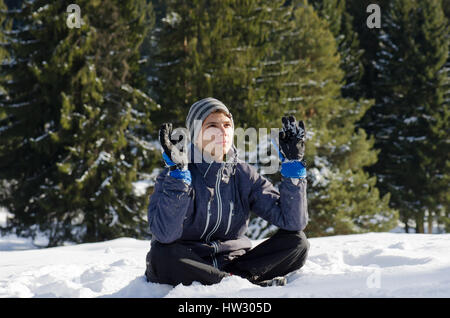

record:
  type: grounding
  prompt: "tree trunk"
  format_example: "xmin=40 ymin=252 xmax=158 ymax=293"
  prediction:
xmin=415 ymin=212 xmax=425 ymax=233
xmin=403 ymin=215 xmax=409 ymax=233
xmin=427 ymin=209 xmax=433 ymax=234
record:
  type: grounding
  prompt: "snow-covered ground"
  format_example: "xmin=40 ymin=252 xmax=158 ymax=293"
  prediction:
xmin=1 ymin=229 xmax=449 ymax=298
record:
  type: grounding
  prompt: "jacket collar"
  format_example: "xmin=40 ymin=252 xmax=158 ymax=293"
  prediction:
xmin=188 ymin=143 xmax=238 ymax=185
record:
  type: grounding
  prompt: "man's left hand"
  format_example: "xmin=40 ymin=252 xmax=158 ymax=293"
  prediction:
xmin=279 ymin=116 xmax=306 ymax=161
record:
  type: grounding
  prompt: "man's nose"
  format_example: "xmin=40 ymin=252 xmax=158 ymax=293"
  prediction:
xmin=218 ymin=125 xmax=227 ymax=136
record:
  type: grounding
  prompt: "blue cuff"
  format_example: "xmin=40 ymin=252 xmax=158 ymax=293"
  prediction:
xmin=169 ymin=169 xmax=192 ymax=185
xmin=281 ymin=160 xmax=306 ymax=178
xmin=162 ymin=152 xmax=176 ymax=166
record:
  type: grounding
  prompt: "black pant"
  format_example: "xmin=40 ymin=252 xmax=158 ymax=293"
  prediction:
xmin=145 ymin=229 xmax=310 ymax=286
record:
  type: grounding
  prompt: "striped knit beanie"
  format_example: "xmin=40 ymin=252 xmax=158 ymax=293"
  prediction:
xmin=185 ymin=97 xmax=234 ymax=144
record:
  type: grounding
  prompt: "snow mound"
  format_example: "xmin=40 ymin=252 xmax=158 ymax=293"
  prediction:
xmin=1 ymin=233 xmax=449 ymax=298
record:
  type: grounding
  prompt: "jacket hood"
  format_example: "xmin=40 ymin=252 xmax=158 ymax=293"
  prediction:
xmin=188 ymin=142 xmax=238 ymax=186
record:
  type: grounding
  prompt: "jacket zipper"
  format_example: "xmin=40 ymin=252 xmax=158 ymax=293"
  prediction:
xmin=225 ymin=201 xmax=234 ymax=235
xmin=205 ymin=164 xmax=224 ymax=243
xmin=200 ymin=197 xmax=212 ymax=240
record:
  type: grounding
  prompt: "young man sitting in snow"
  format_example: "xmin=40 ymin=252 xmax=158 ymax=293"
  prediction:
xmin=145 ymin=97 xmax=310 ymax=287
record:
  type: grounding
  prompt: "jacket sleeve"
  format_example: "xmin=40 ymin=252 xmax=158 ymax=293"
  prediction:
xmin=248 ymin=166 xmax=308 ymax=232
xmin=147 ymin=168 xmax=194 ymax=243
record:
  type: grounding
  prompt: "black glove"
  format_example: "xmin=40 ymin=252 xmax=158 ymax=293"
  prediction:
xmin=159 ymin=123 xmax=189 ymax=170
xmin=279 ymin=116 xmax=306 ymax=161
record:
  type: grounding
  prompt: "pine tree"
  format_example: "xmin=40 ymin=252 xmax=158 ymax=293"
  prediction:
xmin=0 ymin=0 xmax=9 ymax=106
xmin=441 ymin=0 xmax=450 ymax=22
xmin=0 ymin=0 xmax=10 ymax=197
xmin=0 ymin=0 xmax=158 ymax=245
xmin=309 ymin=0 xmax=365 ymax=99
xmin=441 ymin=0 xmax=450 ymax=233
xmin=250 ymin=0 xmax=397 ymax=237
xmin=361 ymin=0 xmax=448 ymax=233
xmin=147 ymin=0 xmax=282 ymax=130
xmin=344 ymin=0 xmax=391 ymax=101
xmin=277 ymin=1 xmax=397 ymax=237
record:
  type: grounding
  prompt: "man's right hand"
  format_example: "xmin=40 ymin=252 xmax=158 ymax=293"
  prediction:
xmin=159 ymin=123 xmax=189 ymax=171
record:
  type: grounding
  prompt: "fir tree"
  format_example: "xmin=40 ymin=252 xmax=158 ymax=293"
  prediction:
xmin=0 ymin=0 xmax=158 ymax=245
xmin=0 ymin=0 xmax=10 ymax=196
xmin=0 ymin=0 xmax=9 ymax=103
xmin=279 ymin=1 xmax=397 ymax=237
xmin=344 ymin=0 xmax=390 ymax=100
xmin=441 ymin=0 xmax=450 ymax=233
xmin=250 ymin=0 xmax=397 ymax=237
xmin=147 ymin=0 xmax=281 ymax=130
xmin=309 ymin=0 xmax=365 ymax=99
xmin=361 ymin=0 xmax=448 ymax=233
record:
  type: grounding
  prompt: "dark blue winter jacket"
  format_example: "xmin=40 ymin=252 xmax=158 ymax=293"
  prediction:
xmin=147 ymin=143 xmax=308 ymax=268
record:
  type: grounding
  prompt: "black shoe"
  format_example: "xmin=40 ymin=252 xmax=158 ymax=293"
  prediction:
xmin=255 ymin=276 xmax=287 ymax=287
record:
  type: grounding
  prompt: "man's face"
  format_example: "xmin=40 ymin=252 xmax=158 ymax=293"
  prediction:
xmin=196 ymin=111 xmax=234 ymax=161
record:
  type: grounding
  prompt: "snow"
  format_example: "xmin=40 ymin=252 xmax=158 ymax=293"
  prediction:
xmin=1 ymin=207 xmax=448 ymax=298
xmin=309 ymin=156 xmax=332 ymax=187
xmin=162 ymin=12 xmax=181 ymax=27
xmin=76 ymin=151 xmax=112 ymax=183
xmin=132 ymin=168 xmax=162 ymax=197
xmin=1 ymin=227 xmax=449 ymax=297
